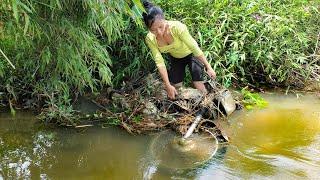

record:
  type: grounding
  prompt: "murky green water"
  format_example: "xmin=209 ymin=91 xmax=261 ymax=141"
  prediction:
xmin=1 ymin=93 xmax=320 ymax=179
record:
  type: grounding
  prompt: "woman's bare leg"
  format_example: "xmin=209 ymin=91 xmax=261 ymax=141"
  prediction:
xmin=193 ymin=81 xmax=207 ymax=94
xmin=173 ymin=82 xmax=183 ymax=89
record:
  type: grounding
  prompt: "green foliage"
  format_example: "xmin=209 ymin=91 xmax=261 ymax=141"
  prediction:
xmin=132 ymin=114 xmax=143 ymax=123
xmin=154 ymin=0 xmax=320 ymax=87
xmin=0 ymin=0 xmax=143 ymax=124
xmin=38 ymin=90 xmax=77 ymax=125
xmin=110 ymin=24 xmax=154 ymax=86
xmin=105 ymin=117 xmax=121 ymax=126
xmin=241 ymin=88 xmax=268 ymax=110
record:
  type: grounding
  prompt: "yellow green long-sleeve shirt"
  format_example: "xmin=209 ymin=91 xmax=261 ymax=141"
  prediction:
xmin=145 ymin=21 xmax=204 ymax=67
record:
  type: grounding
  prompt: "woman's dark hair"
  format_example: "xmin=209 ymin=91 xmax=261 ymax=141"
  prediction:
xmin=142 ymin=1 xmax=164 ymax=28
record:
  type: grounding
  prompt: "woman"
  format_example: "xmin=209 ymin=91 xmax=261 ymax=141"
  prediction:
xmin=142 ymin=1 xmax=216 ymax=99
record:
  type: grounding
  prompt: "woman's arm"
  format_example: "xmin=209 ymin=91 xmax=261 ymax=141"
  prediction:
xmin=195 ymin=55 xmax=216 ymax=79
xmin=145 ymin=36 xmax=166 ymax=67
xmin=176 ymin=22 xmax=216 ymax=79
xmin=158 ymin=66 xmax=177 ymax=99
xmin=145 ymin=36 xmax=177 ymax=99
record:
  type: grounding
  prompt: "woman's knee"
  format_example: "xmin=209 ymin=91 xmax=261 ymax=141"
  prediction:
xmin=193 ymin=81 xmax=207 ymax=94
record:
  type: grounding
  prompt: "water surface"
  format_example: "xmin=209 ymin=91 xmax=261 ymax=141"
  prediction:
xmin=0 ymin=93 xmax=320 ymax=179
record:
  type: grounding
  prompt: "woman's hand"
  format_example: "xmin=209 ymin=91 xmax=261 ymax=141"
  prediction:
xmin=206 ymin=67 xmax=216 ymax=80
xmin=165 ymin=84 xmax=178 ymax=99
xmin=156 ymin=66 xmax=177 ymax=99
xmin=195 ymin=55 xmax=217 ymax=80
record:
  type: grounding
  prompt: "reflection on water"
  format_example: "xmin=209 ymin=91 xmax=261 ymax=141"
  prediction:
xmin=0 ymin=112 xmax=150 ymax=179
xmin=0 ymin=93 xmax=320 ymax=179
xmin=221 ymin=93 xmax=320 ymax=179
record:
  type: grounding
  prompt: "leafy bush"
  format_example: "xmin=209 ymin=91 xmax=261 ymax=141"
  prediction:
xmin=0 ymin=0 xmax=143 ymax=123
xmin=153 ymin=0 xmax=320 ymax=87
xmin=241 ymin=88 xmax=268 ymax=109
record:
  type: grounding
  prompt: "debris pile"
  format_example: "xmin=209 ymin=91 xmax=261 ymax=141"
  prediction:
xmin=95 ymin=73 xmax=239 ymax=138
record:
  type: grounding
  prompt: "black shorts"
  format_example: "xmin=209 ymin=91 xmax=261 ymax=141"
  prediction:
xmin=168 ymin=54 xmax=204 ymax=84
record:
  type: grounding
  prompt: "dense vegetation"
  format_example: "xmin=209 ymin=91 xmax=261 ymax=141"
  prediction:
xmin=158 ymin=0 xmax=320 ymax=87
xmin=0 ymin=0 xmax=319 ymax=124
xmin=0 ymin=0 xmax=145 ymax=122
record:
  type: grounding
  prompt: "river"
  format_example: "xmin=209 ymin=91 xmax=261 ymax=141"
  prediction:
xmin=0 ymin=92 xmax=319 ymax=179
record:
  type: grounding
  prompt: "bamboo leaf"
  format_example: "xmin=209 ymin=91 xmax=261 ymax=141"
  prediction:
xmin=18 ymin=1 xmax=32 ymax=13
xmin=56 ymin=0 xmax=62 ymax=9
xmin=132 ymin=0 xmax=145 ymax=13
xmin=23 ymin=13 xmax=30 ymax=35
xmin=12 ymin=0 xmax=19 ymax=22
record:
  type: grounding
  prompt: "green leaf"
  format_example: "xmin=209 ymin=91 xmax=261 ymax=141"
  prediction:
xmin=18 ymin=1 xmax=33 ymax=13
xmin=12 ymin=0 xmax=19 ymax=23
xmin=23 ymin=13 xmax=30 ymax=35
xmin=132 ymin=0 xmax=145 ymax=13
xmin=55 ymin=0 xmax=62 ymax=9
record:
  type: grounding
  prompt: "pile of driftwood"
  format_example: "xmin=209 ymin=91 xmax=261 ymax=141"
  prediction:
xmin=93 ymin=73 xmax=239 ymax=138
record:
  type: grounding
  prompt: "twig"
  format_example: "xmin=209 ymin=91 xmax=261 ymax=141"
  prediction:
xmin=121 ymin=121 xmax=134 ymax=134
xmin=128 ymin=103 xmax=145 ymax=120
xmin=0 ymin=48 xmax=15 ymax=69
xmin=314 ymin=31 xmax=320 ymax=56
xmin=75 ymin=124 xmax=93 ymax=128
xmin=91 ymin=99 xmax=107 ymax=109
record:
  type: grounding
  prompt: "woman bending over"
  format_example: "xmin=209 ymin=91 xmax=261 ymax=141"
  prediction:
xmin=143 ymin=1 xmax=216 ymax=99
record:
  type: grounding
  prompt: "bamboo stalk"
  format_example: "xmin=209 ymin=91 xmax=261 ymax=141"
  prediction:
xmin=0 ymin=48 xmax=15 ymax=69
xmin=183 ymin=113 xmax=203 ymax=139
xmin=183 ymin=108 xmax=208 ymax=139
